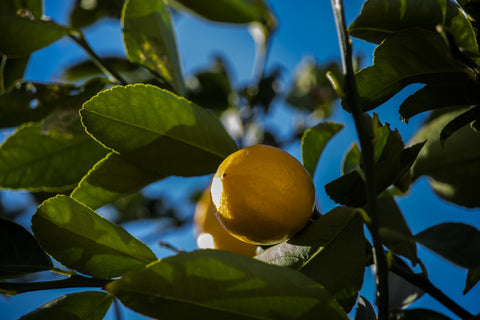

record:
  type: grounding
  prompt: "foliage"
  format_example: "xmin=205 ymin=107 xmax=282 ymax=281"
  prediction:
xmin=1 ymin=0 xmax=480 ymax=319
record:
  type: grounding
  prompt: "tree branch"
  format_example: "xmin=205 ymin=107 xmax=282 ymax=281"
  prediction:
xmin=330 ymin=0 xmax=389 ymax=318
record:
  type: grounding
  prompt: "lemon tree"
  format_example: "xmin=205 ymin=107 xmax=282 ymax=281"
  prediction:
xmin=1 ymin=0 xmax=480 ymax=320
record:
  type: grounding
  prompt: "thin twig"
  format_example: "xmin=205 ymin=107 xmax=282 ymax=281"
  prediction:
xmin=68 ymin=31 xmax=128 ymax=85
xmin=330 ymin=0 xmax=389 ymax=318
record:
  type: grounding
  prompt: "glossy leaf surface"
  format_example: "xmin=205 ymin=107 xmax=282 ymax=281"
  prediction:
xmin=81 ymin=84 xmax=238 ymax=177
xmin=122 ymin=0 xmax=185 ymax=95
xmin=32 ymin=195 xmax=157 ymax=278
xmin=107 ymin=249 xmax=348 ymax=320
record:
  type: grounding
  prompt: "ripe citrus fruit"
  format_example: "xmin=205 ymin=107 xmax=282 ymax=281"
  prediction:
xmin=211 ymin=144 xmax=315 ymax=245
xmin=194 ymin=187 xmax=258 ymax=257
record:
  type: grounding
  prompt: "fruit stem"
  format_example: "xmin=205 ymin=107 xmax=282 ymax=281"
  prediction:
xmin=330 ymin=1 xmax=389 ymax=319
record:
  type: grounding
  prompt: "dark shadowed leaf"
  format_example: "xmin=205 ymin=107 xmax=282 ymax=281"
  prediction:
xmin=377 ymin=194 xmax=418 ymax=264
xmin=63 ymin=57 xmax=139 ymax=81
xmin=0 ymin=217 xmax=52 ymax=278
xmin=186 ymin=57 xmax=233 ymax=111
xmin=0 ymin=78 xmax=108 ymax=129
xmin=348 ymin=0 xmax=478 ymax=54
xmin=69 ymin=0 xmax=124 ymax=28
xmin=122 ymin=0 xmax=185 ymax=95
xmin=410 ymin=107 xmax=480 ymax=207
xmin=415 ymin=223 xmax=480 ymax=269
xmin=32 ymin=195 xmax=157 ymax=278
xmin=0 ymin=14 xmax=69 ymax=57
xmin=326 ymin=116 xmax=423 ymax=207
xmin=71 ymin=152 xmax=163 ymax=209
xmin=355 ymin=296 xmax=376 ymax=320
xmin=354 ymin=29 xmax=473 ymax=111
xmin=19 ymin=291 xmax=112 ymax=320
xmin=389 ymin=308 xmax=452 ymax=320
xmin=80 ymin=84 xmax=238 ymax=177
xmin=440 ymin=106 xmax=480 ymax=143
xmin=1 ymin=55 xmax=30 ymax=90
xmin=256 ymin=207 xmax=365 ymax=312
xmin=107 ymin=249 xmax=348 ymax=320
xmin=0 ymin=0 xmax=43 ymax=17
xmin=0 ymin=119 xmax=108 ymax=191
xmin=464 ymin=268 xmax=480 ymax=294
xmin=301 ymin=122 xmax=343 ymax=177
xmin=399 ymin=82 xmax=480 ymax=122
xmin=171 ymin=0 xmax=276 ymax=28
xmin=388 ymin=260 xmax=424 ymax=310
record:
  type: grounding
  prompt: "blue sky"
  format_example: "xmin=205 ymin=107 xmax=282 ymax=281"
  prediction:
xmin=2 ymin=1 xmax=480 ymax=319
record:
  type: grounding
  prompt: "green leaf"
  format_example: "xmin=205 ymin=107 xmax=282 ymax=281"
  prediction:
xmin=0 ymin=120 xmax=108 ymax=191
xmin=326 ymin=116 xmax=424 ymax=207
xmin=0 ymin=78 xmax=108 ymax=129
xmin=377 ymin=194 xmax=418 ymax=264
xmin=354 ymin=29 xmax=473 ymax=111
xmin=63 ymin=57 xmax=140 ymax=81
xmin=0 ymin=217 xmax=52 ymax=278
xmin=389 ymin=308 xmax=452 ymax=320
xmin=0 ymin=14 xmax=69 ymax=57
xmin=415 ymin=223 xmax=480 ymax=269
xmin=1 ymin=55 xmax=30 ymax=90
xmin=440 ymin=105 xmax=480 ymax=143
xmin=19 ymin=291 xmax=113 ymax=320
xmin=256 ymin=207 xmax=365 ymax=312
xmin=122 ymin=0 xmax=185 ymax=95
xmin=286 ymin=59 xmax=341 ymax=117
xmin=32 ymin=195 xmax=157 ymax=278
xmin=410 ymin=107 xmax=480 ymax=207
xmin=80 ymin=84 xmax=238 ymax=177
xmin=399 ymin=82 xmax=480 ymax=121
xmin=348 ymin=0 xmax=478 ymax=54
xmin=342 ymin=143 xmax=360 ymax=174
xmin=71 ymin=152 xmax=163 ymax=209
xmin=69 ymin=0 xmax=123 ymax=28
xmin=464 ymin=267 xmax=480 ymax=294
xmin=186 ymin=57 xmax=234 ymax=111
xmin=107 ymin=249 xmax=348 ymax=320
xmin=171 ymin=0 xmax=276 ymax=28
xmin=301 ymin=122 xmax=344 ymax=177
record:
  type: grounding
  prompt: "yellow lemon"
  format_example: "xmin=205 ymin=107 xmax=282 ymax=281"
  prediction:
xmin=194 ymin=187 xmax=258 ymax=257
xmin=211 ymin=144 xmax=315 ymax=245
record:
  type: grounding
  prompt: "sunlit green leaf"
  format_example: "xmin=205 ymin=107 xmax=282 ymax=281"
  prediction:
xmin=0 ymin=14 xmax=69 ymax=57
xmin=122 ymin=0 xmax=185 ymax=95
xmin=342 ymin=143 xmax=360 ymax=174
xmin=415 ymin=223 xmax=480 ymax=269
xmin=19 ymin=291 xmax=112 ymax=320
xmin=80 ymin=84 xmax=238 ymax=177
xmin=107 ymin=249 xmax=348 ymax=320
xmin=301 ymin=122 xmax=343 ymax=177
xmin=32 ymin=195 xmax=157 ymax=278
xmin=0 ymin=217 xmax=52 ymax=278
xmin=410 ymin=107 xmax=480 ymax=207
xmin=348 ymin=0 xmax=478 ymax=54
xmin=0 ymin=119 xmax=108 ymax=191
xmin=256 ymin=207 xmax=365 ymax=312
xmin=354 ymin=29 xmax=473 ymax=111
xmin=71 ymin=152 xmax=163 ymax=209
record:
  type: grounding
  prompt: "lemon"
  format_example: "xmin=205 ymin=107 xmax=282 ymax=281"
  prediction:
xmin=194 ymin=187 xmax=258 ymax=257
xmin=211 ymin=144 xmax=315 ymax=245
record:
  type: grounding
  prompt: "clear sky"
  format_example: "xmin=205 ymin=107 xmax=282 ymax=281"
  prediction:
xmin=2 ymin=1 xmax=480 ymax=319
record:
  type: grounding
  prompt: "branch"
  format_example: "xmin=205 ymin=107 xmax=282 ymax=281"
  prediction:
xmin=68 ymin=31 xmax=128 ymax=86
xmin=0 ymin=275 xmax=110 ymax=295
xmin=330 ymin=0 xmax=389 ymax=318
xmin=391 ymin=264 xmax=474 ymax=320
